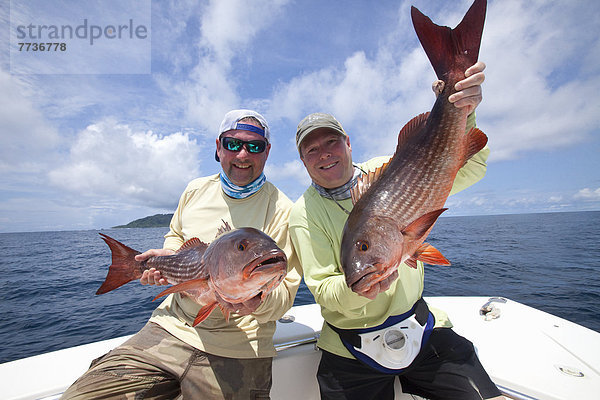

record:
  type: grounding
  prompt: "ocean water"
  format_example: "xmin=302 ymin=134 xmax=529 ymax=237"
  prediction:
xmin=1 ymin=211 xmax=599 ymax=364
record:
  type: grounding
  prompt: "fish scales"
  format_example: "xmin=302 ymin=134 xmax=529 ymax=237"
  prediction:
xmin=145 ymin=251 xmax=206 ymax=284
xmin=340 ymin=0 xmax=488 ymax=299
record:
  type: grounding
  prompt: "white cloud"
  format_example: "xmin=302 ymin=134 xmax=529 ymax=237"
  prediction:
xmin=47 ymin=120 xmax=202 ymax=208
xmin=0 ymin=194 xmax=172 ymax=233
xmin=1 ymin=0 xmax=599 ymax=232
xmin=0 ymin=70 xmax=61 ymax=173
xmin=267 ymin=45 xmax=435 ymax=162
xmin=157 ymin=0 xmax=291 ymax=134
xmin=445 ymin=185 xmax=600 ymax=216
xmin=265 ymin=160 xmax=312 ymax=200
xmin=574 ymin=188 xmax=600 ymax=202
xmin=198 ymin=0 xmax=288 ymax=63
xmin=266 ymin=0 xmax=600 ymax=165
xmin=265 ymin=160 xmax=310 ymax=185
xmin=476 ymin=0 xmax=600 ymax=161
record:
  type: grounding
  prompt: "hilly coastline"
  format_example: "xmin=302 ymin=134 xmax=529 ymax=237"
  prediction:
xmin=113 ymin=213 xmax=173 ymax=228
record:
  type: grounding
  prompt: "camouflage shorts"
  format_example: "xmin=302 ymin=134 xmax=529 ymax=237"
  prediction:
xmin=61 ymin=322 xmax=272 ymax=400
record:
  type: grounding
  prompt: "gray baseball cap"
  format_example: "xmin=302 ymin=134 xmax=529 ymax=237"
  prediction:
xmin=295 ymin=113 xmax=347 ymax=152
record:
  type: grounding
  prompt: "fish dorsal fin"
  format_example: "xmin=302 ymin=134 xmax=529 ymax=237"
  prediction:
xmin=350 ymin=113 xmax=430 ymax=205
xmin=351 ymin=162 xmax=390 ymax=205
xmin=464 ymin=127 xmax=488 ymax=164
xmin=396 ymin=112 xmax=430 ymax=152
xmin=402 ymin=208 xmax=447 ymax=242
xmin=177 ymin=237 xmax=209 ymax=253
xmin=215 ymin=219 xmax=232 ymax=237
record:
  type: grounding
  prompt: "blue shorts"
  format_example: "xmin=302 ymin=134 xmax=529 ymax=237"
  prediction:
xmin=317 ymin=328 xmax=502 ymax=400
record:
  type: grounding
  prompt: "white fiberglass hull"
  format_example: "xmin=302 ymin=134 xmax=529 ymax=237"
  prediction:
xmin=2 ymin=297 xmax=598 ymax=400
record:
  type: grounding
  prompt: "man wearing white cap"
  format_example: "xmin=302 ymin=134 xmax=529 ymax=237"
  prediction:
xmin=62 ymin=110 xmax=301 ymax=399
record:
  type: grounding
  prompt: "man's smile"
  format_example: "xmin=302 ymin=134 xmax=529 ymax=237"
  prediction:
xmin=234 ymin=163 xmax=251 ymax=169
xmin=320 ymin=161 xmax=338 ymax=170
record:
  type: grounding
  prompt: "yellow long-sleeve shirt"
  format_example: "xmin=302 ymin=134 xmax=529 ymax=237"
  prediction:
xmin=149 ymin=174 xmax=301 ymax=358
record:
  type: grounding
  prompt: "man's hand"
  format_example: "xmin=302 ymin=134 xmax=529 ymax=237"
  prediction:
xmin=135 ymin=249 xmax=175 ymax=286
xmin=449 ymin=61 xmax=486 ymax=114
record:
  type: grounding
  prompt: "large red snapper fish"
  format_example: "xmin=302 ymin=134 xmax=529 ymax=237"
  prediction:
xmin=340 ymin=0 xmax=488 ymax=299
xmin=96 ymin=222 xmax=288 ymax=325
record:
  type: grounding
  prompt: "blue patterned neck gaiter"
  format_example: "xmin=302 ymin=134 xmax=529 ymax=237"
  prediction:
xmin=220 ymin=172 xmax=266 ymax=199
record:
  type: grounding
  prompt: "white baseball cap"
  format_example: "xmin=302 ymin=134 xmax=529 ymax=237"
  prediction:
xmin=216 ymin=109 xmax=270 ymax=162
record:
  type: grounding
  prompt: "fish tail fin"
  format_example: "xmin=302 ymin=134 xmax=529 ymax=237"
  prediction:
xmin=411 ymin=0 xmax=486 ymax=80
xmin=96 ymin=234 xmax=143 ymax=295
xmin=151 ymin=278 xmax=210 ymax=301
xmin=193 ymin=303 xmax=218 ymax=326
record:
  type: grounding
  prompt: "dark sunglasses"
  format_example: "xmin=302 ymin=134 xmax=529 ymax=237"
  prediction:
xmin=220 ymin=137 xmax=267 ymax=154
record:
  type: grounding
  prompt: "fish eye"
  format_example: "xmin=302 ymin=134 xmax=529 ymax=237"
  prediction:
xmin=356 ymin=241 xmax=369 ymax=252
xmin=237 ymin=240 xmax=249 ymax=251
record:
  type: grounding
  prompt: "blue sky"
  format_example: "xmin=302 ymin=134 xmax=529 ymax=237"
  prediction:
xmin=1 ymin=0 xmax=599 ymax=233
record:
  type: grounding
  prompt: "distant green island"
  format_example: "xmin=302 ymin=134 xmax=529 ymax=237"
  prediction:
xmin=113 ymin=213 xmax=173 ymax=228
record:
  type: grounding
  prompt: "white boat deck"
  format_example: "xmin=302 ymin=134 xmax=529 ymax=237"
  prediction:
xmin=2 ymin=297 xmax=599 ymax=400
xmin=428 ymin=297 xmax=600 ymax=400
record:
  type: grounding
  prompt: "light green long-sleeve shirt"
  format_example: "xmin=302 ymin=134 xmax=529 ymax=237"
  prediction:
xmin=289 ymin=115 xmax=489 ymax=358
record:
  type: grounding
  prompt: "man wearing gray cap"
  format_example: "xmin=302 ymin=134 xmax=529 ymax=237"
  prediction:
xmin=289 ymin=62 xmax=504 ymax=400
xmin=62 ymin=110 xmax=301 ymax=400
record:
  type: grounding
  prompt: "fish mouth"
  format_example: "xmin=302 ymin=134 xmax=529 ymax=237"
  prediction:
xmin=348 ymin=263 xmax=399 ymax=299
xmin=244 ymin=249 xmax=287 ymax=277
xmin=214 ymin=250 xmax=287 ymax=304
xmin=219 ymin=252 xmax=287 ymax=304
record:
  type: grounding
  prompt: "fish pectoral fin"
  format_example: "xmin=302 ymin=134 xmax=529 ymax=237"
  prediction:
xmin=152 ymin=278 xmax=210 ymax=301
xmin=414 ymin=242 xmax=451 ymax=266
xmin=193 ymin=303 xmax=218 ymax=326
xmin=218 ymin=304 xmax=231 ymax=323
xmin=463 ymin=127 xmax=488 ymax=166
xmin=405 ymin=257 xmax=418 ymax=269
xmin=402 ymin=208 xmax=448 ymax=242
xmin=177 ymin=238 xmax=209 ymax=253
